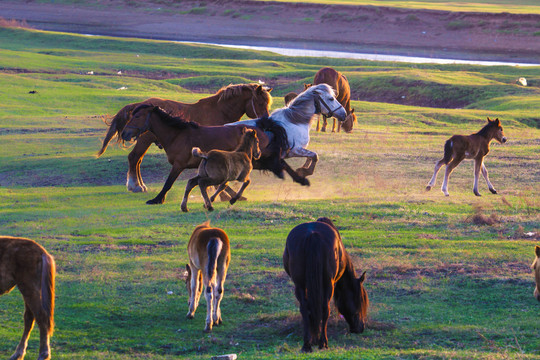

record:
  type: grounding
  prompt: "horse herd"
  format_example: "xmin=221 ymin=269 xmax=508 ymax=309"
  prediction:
xmin=0 ymin=66 xmax=536 ymax=359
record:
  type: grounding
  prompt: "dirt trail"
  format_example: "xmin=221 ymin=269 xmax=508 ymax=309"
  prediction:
xmin=1 ymin=0 xmax=540 ymax=63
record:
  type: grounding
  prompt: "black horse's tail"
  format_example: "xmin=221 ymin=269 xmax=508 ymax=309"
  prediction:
xmin=96 ymin=103 xmax=138 ymax=157
xmin=207 ymin=237 xmax=223 ymax=285
xmin=304 ymin=232 xmax=324 ymax=340
xmin=254 ymin=116 xmax=288 ymax=179
xmin=443 ymin=138 xmax=454 ymax=164
xmin=41 ymin=252 xmax=56 ymax=336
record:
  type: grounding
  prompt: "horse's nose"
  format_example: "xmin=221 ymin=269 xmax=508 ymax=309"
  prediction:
xmin=502 ymin=137 xmax=508 ymax=143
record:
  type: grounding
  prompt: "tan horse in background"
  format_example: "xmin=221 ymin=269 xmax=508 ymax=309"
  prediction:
xmin=426 ymin=117 xmax=507 ymax=196
xmin=532 ymin=245 xmax=540 ymax=302
xmin=1 ymin=237 xmax=55 ymax=360
xmin=185 ymin=222 xmax=231 ymax=332
xmin=96 ymin=83 xmax=272 ymax=194
xmin=181 ymin=127 xmax=261 ymax=212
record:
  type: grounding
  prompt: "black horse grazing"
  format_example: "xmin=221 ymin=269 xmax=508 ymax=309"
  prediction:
xmin=283 ymin=218 xmax=369 ymax=352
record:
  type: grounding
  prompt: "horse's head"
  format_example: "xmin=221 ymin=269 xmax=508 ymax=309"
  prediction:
xmin=312 ymin=84 xmax=347 ymax=122
xmin=337 ymin=271 xmax=369 ymax=334
xmin=341 ymin=108 xmax=357 ymax=133
xmin=240 ymin=127 xmax=262 ymax=160
xmin=246 ymin=85 xmax=272 ymax=119
xmin=121 ymin=104 xmax=153 ymax=141
xmin=532 ymin=246 xmax=540 ymax=302
xmin=487 ymin=117 xmax=507 ymax=144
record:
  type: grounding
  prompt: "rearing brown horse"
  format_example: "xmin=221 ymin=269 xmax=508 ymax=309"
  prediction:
xmin=96 ymin=83 xmax=272 ymax=193
xmin=311 ymin=67 xmax=357 ymax=133
xmin=283 ymin=218 xmax=369 ymax=352
xmin=426 ymin=117 xmax=507 ymax=196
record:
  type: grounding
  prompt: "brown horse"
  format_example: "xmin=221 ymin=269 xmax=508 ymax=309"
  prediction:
xmin=532 ymin=245 xmax=540 ymax=302
xmin=120 ymin=105 xmax=308 ymax=205
xmin=181 ymin=128 xmax=261 ymax=212
xmin=284 ymin=92 xmax=298 ymax=106
xmin=283 ymin=218 xmax=369 ymax=352
xmin=96 ymin=83 xmax=272 ymax=194
xmin=311 ymin=67 xmax=356 ymax=133
xmin=1 ymin=237 xmax=55 ymax=360
xmin=186 ymin=221 xmax=230 ymax=332
xmin=426 ymin=117 xmax=507 ymax=196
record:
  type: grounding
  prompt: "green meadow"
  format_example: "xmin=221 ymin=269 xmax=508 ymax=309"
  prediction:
xmin=0 ymin=27 xmax=539 ymax=359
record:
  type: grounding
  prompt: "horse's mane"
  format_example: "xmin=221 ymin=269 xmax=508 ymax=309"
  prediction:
xmin=218 ymin=83 xmax=255 ymax=101
xmin=132 ymin=105 xmax=199 ymax=130
xmin=279 ymin=84 xmax=335 ymax=125
xmin=475 ymin=118 xmax=499 ymax=138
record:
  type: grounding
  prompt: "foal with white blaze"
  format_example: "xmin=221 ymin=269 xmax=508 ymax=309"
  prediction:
xmin=426 ymin=117 xmax=507 ymax=196
xmin=186 ymin=221 xmax=231 ymax=332
xmin=227 ymin=84 xmax=347 ymax=178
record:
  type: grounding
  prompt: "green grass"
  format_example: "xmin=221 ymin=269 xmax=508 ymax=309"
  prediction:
xmin=0 ymin=27 xmax=539 ymax=359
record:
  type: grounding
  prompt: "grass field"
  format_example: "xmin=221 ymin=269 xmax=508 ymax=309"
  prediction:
xmin=0 ymin=26 xmax=539 ymax=360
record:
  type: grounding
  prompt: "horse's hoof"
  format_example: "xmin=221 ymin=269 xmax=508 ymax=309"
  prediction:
xmin=425 ymin=185 xmax=432 ymax=191
xmin=301 ymin=345 xmax=313 ymax=353
xmin=203 ymin=325 xmax=212 ymax=333
xmin=229 ymin=198 xmax=237 ymax=205
xmin=301 ymin=178 xmax=310 ymax=186
xmin=181 ymin=206 xmax=189 ymax=213
xmin=146 ymin=198 xmax=164 ymax=205
xmin=37 ymin=352 xmax=51 ymax=360
xmin=205 ymin=206 xmax=214 ymax=212
xmin=186 ymin=313 xmax=194 ymax=319
xmin=490 ymin=189 xmax=498 ymax=194
xmin=474 ymin=192 xmax=482 ymax=197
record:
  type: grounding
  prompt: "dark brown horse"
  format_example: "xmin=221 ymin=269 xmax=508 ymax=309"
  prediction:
xmin=96 ymin=83 xmax=272 ymax=194
xmin=283 ymin=218 xmax=369 ymax=352
xmin=120 ymin=105 xmax=308 ymax=205
xmin=1 ymin=236 xmax=55 ymax=360
xmin=312 ymin=67 xmax=356 ymax=133
xmin=284 ymin=92 xmax=298 ymax=106
xmin=186 ymin=221 xmax=230 ymax=332
xmin=181 ymin=128 xmax=261 ymax=212
xmin=426 ymin=117 xmax=507 ymax=196
xmin=532 ymin=245 xmax=540 ymax=302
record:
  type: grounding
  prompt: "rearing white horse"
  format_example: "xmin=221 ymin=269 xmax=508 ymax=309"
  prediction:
xmin=227 ymin=84 xmax=347 ymax=177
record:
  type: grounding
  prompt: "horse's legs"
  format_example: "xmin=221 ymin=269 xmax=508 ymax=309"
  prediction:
xmin=331 ymin=118 xmax=337 ymax=133
xmin=18 ymin=285 xmax=51 ymax=360
xmin=441 ymin=156 xmax=464 ymax=196
xmin=426 ymin=159 xmax=446 ymax=191
xmin=203 ymin=278 xmax=215 ymax=332
xmin=198 ymin=179 xmax=216 ymax=211
xmin=180 ymin=176 xmax=200 ymax=212
xmin=229 ymin=180 xmax=250 ymax=205
xmin=320 ymin=115 xmax=328 ymax=132
xmin=481 ymin=162 xmax=498 ymax=194
xmin=213 ymin=265 xmax=227 ymax=326
xmin=147 ymin=165 xmax=183 ymax=204
xmin=9 ymin=304 xmax=35 ymax=360
xmin=186 ymin=268 xmax=201 ymax=319
xmin=295 ymin=286 xmax=313 ymax=352
xmin=126 ymin=133 xmax=155 ymax=193
xmin=316 ymin=115 xmax=321 ymax=132
xmin=210 ymin=183 xmax=229 ymax=203
xmin=318 ymin=280 xmax=333 ymax=350
xmin=288 ymin=148 xmax=319 ymax=178
xmin=281 ymin=160 xmax=310 ymax=186
xmin=472 ymin=159 xmax=484 ymax=196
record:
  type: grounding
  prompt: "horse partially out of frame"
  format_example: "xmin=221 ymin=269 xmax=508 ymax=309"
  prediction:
xmin=532 ymin=245 xmax=540 ymax=302
xmin=186 ymin=221 xmax=231 ymax=332
xmin=1 ymin=236 xmax=55 ymax=360
xmin=426 ymin=117 xmax=507 ymax=196
xmin=283 ymin=218 xmax=369 ymax=352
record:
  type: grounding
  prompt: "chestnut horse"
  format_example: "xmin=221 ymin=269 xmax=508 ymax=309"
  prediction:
xmin=311 ymin=67 xmax=356 ymax=133
xmin=96 ymin=83 xmax=272 ymax=193
xmin=532 ymin=245 xmax=540 ymax=302
xmin=426 ymin=117 xmax=507 ymax=196
xmin=121 ymin=105 xmax=308 ymax=205
xmin=283 ymin=218 xmax=369 ymax=352
xmin=181 ymin=128 xmax=261 ymax=212
xmin=1 ymin=236 xmax=55 ymax=360
xmin=186 ymin=221 xmax=230 ymax=332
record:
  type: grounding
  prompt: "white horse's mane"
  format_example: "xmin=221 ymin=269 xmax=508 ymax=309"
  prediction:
xmin=273 ymin=84 xmax=335 ymax=125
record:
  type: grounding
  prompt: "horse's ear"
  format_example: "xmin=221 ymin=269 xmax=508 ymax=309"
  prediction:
xmin=351 ymin=108 xmax=355 ymax=113
xmin=256 ymin=85 xmax=264 ymax=94
xmin=304 ymin=83 xmax=312 ymax=90
xmin=266 ymin=87 xmax=273 ymax=93
xmin=535 ymin=245 xmax=540 ymax=257
xmin=487 ymin=117 xmax=492 ymax=122
xmin=494 ymin=118 xmax=500 ymax=125
xmin=358 ymin=271 xmax=366 ymax=284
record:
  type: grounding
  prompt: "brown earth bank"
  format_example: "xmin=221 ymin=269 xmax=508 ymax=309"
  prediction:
xmin=1 ymin=0 xmax=540 ymax=64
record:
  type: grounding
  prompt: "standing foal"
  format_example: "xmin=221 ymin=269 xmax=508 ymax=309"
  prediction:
xmin=426 ymin=117 xmax=507 ymax=196
xmin=186 ymin=221 xmax=231 ymax=332
xmin=1 ymin=237 xmax=55 ymax=360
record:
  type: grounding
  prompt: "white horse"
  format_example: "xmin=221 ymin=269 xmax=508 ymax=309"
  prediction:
xmin=227 ymin=84 xmax=347 ymax=177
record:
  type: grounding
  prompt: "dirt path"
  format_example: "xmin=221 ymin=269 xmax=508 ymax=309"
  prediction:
xmin=1 ymin=0 xmax=540 ymax=63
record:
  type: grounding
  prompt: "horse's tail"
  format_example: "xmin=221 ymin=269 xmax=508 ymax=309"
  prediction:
xmin=41 ymin=252 xmax=56 ymax=336
xmin=192 ymin=147 xmax=208 ymax=159
xmin=304 ymin=232 xmax=324 ymax=338
xmin=96 ymin=103 xmax=138 ymax=157
xmin=254 ymin=116 xmax=289 ymax=179
xmin=207 ymin=237 xmax=223 ymax=285
xmin=443 ymin=138 xmax=453 ymax=164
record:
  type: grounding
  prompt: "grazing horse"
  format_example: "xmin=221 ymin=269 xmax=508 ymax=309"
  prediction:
xmin=426 ymin=117 xmax=507 ymax=196
xmin=96 ymin=83 xmax=272 ymax=194
xmin=181 ymin=128 xmax=261 ymax=212
xmin=283 ymin=218 xmax=369 ymax=352
xmin=227 ymin=84 xmax=347 ymax=178
xmin=532 ymin=245 xmax=540 ymax=302
xmin=0 ymin=237 xmax=55 ymax=360
xmin=311 ymin=67 xmax=357 ymax=133
xmin=121 ymin=105 xmax=308 ymax=205
xmin=186 ymin=221 xmax=230 ymax=332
